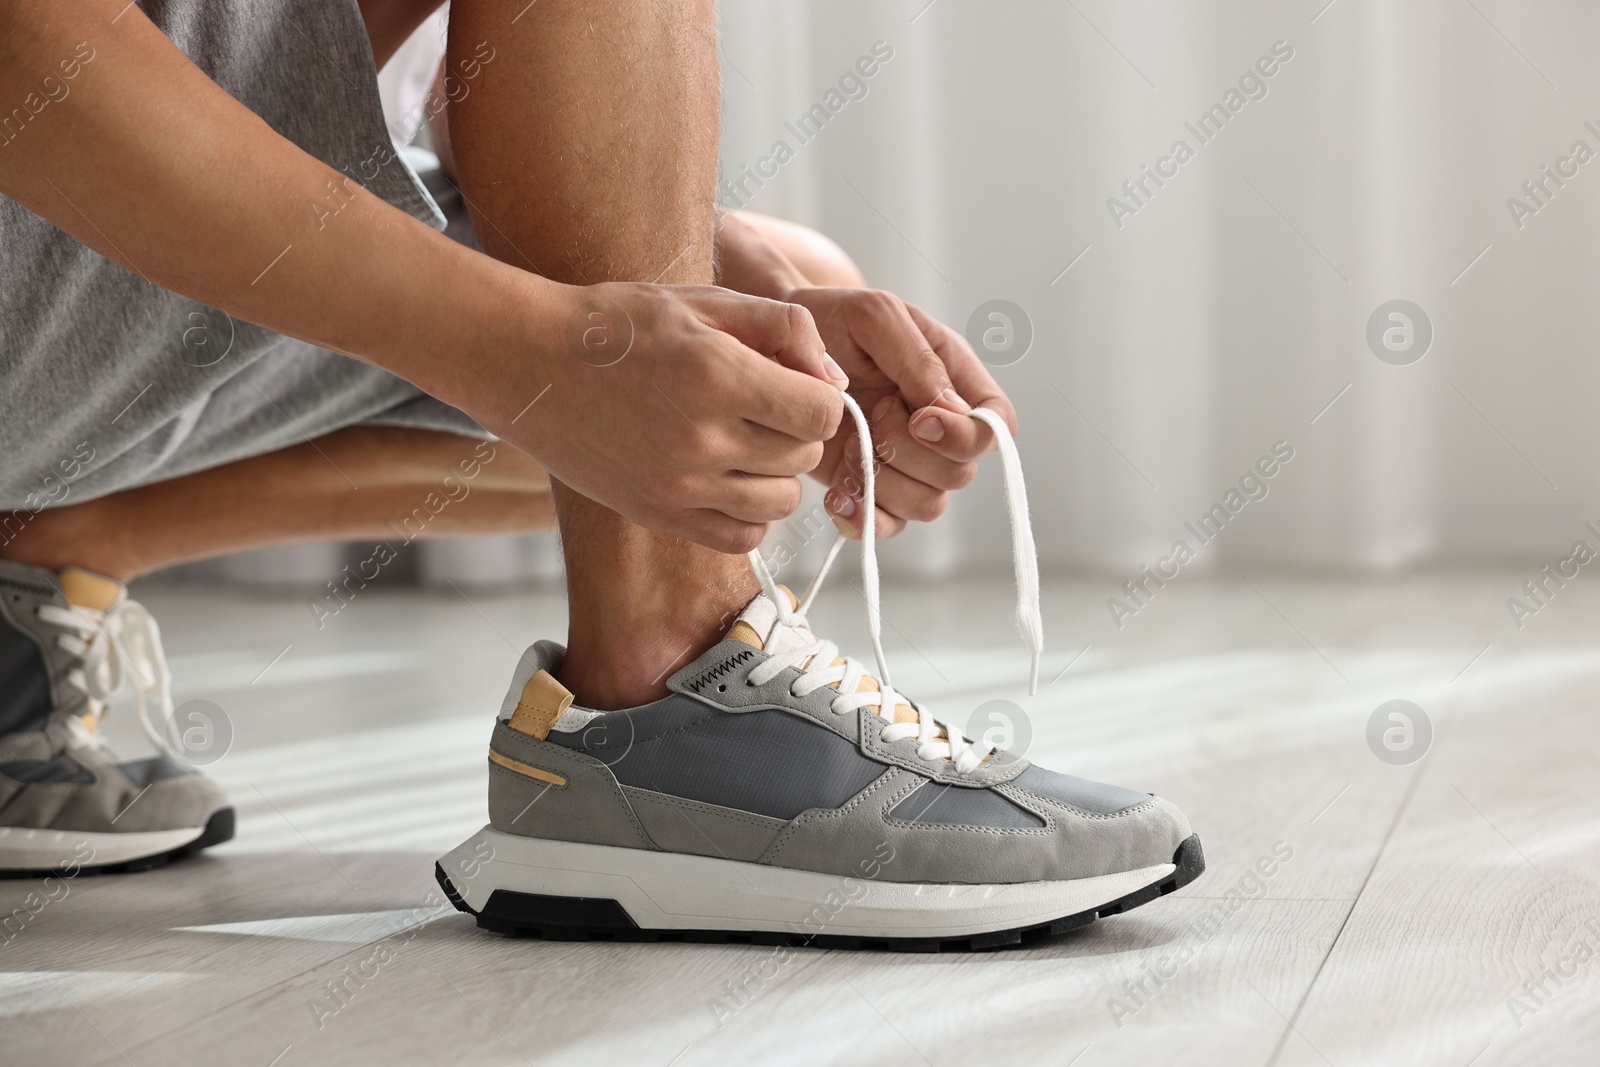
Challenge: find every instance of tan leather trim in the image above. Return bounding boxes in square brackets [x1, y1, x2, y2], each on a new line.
[58, 568, 124, 611]
[727, 621, 765, 649]
[840, 667, 918, 723]
[488, 748, 567, 787]
[507, 669, 573, 741]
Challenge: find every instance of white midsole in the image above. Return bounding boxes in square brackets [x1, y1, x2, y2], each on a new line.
[0, 825, 205, 870]
[440, 826, 1176, 939]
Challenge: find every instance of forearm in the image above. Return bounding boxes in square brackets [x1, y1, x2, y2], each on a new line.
[0, 0, 560, 416]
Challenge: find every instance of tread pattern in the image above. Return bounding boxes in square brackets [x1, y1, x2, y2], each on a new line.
[436, 832, 1205, 953]
[0, 807, 235, 880]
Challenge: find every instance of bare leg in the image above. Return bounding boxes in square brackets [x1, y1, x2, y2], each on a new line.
[0, 427, 553, 581]
[447, 0, 754, 709]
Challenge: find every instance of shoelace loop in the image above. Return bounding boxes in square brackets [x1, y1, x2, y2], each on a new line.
[746, 389, 1042, 774]
[35, 598, 178, 758]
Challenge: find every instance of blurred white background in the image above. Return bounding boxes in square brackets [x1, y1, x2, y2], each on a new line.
[714, 0, 1600, 577]
[223, 0, 1600, 591]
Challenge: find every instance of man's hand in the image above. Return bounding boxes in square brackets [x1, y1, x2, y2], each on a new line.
[476, 283, 847, 554]
[781, 286, 1019, 539]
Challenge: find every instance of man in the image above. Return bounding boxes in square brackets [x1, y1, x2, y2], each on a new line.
[0, 0, 1200, 943]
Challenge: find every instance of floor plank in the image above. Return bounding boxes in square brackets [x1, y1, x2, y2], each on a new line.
[1274, 646, 1600, 1066]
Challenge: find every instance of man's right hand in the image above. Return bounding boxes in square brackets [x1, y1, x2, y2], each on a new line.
[478, 283, 847, 554]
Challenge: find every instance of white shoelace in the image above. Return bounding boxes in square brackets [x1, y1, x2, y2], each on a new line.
[745, 391, 1043, 774]
[35, 598, 178, 757]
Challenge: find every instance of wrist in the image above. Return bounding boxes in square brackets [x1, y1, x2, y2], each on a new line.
[372, 242, 576, 434]
[715, 211, 809, 300]
[743, 257, 810, 302]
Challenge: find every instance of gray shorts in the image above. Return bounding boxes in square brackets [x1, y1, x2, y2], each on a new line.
[0, 0, 483, 513]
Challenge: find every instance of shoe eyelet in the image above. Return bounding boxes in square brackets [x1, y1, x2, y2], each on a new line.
[717, 684, 727, 693]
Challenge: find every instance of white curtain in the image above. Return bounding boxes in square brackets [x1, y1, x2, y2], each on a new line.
[719, 0, 1600, 577]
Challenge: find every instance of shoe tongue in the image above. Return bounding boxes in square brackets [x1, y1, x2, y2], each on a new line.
[726, 587, 816, 657]
[58, 567, 124, 612]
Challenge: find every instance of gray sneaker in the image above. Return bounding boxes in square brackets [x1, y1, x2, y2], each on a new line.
[438, 399, 1202, 950]
[0, 560, 233, 877]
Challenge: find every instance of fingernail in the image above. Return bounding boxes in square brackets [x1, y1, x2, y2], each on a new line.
[872, 396, 897, 422]
[933, 387, 971, 413]
[913, 413, 946, 443]
[822, 355, 848, 383]
[830, 514, 858, 539]
[829, 491, 858, 518]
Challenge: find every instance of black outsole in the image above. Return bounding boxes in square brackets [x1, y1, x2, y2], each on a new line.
[436, 832, 1205, 953]
[0, 807, 235, 880]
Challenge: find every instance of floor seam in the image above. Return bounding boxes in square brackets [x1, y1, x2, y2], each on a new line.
[1261, 773, 1418, 1067]
[1260, 620, 1487, 1067]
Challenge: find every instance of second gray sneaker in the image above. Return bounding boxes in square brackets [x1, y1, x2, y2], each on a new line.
[0, 560, 232, 877]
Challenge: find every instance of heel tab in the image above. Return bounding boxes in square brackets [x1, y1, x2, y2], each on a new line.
[498, 640, 566, 722]
[507, 670, 573, 741]
[58, 568, 125, 612]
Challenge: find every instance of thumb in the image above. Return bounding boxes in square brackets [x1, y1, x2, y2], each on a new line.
[844, 295, 969, 413]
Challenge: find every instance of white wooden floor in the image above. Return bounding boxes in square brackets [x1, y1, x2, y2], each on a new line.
[3, 570, 1598, 1066]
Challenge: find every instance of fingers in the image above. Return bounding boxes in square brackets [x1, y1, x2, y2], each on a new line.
[837, 431, 949, 523]
[732, 345, 845, 443]
[857, 459, 948, 523]
[697, 470, 804, 525]
[675, 509, 770, 555]
[665, 473, 801, 555]
[841, 290, 964, 412]
[729, 421, 825, 477]
[823, 484, 906, 541]
[699, 291, 849, 390]
[865, 395, 978, 492]
[823, 416, 947, 539]
[902, 306, 1019, 463]
[694, 291, 846, 443]
[906, 402, 990, 464]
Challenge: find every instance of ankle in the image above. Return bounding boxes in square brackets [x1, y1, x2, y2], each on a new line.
[549, 482, 762, 708]
[556, 588, 755, 713]
[557, 568, 757, 710]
